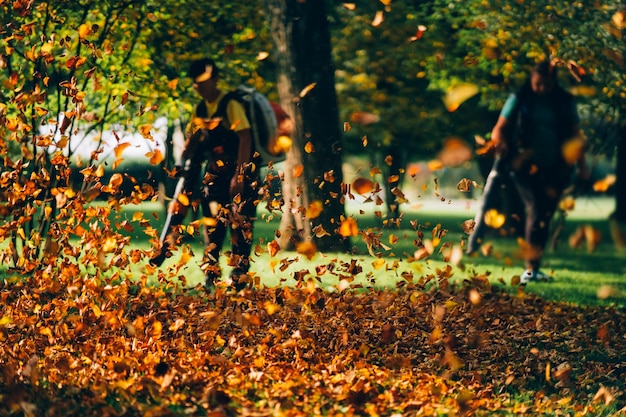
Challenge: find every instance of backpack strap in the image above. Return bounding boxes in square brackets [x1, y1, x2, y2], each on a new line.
[195, 91, 238, 121]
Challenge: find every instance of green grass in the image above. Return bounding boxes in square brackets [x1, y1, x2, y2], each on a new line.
[109, 196, 626, 308]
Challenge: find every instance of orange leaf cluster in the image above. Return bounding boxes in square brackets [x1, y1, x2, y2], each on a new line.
[0, 275, 624, 415]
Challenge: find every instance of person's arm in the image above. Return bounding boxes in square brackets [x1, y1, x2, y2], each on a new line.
[491, 116, 513, 158]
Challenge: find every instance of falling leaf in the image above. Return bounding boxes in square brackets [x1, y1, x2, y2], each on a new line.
[264, 301, 281, 315]
[293, 164, 304, 178]
[114, 142, 132, 158]
[109, 173, 124, 188]
[304, 141, 315, 153]
[484, 209, 505, 229]
[437, 137, 473, 167]
[349, 111, 380, 125]
[352, 177, 375, 195]
[306, 200, 323, 219]
[561, 136, 586, 165]
[612, 10, 626, 29]
[343, 3, 356, 10]
[299, 83, 317, 98]
[372, 259, 385, 270]
[139, 124, 153, 138]
[427, 160, 444, 171]
[147, 149, 165, 165]
[339, 217, 359, 237]
[267, 240, 280, 257]
[456, 178, 472, 192]
[443, 83, 479, 112]
[408, 25, 427, 42]
[593, 174, 616, 192]
[593, 386, 615, 405]
[372, 10, 384, 27]
[296, 241, 317, 260]
[559, 196, 576, 211]
[566, 60, 586, 83]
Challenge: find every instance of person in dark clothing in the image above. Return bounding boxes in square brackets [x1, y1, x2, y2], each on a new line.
[469, 59, 588, 284]
[152, 58, 260, 290]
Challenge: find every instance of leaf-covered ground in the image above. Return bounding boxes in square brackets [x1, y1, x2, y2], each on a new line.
[1, 273, 625, 416]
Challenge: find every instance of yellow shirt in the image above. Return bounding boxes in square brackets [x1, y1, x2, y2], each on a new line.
[188, 91, 250, 134]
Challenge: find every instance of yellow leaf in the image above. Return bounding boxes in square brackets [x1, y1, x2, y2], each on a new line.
[95, 164, 105, 178]
[264, 302, 281, 315]
[372, 259, 385, 270]
[484, 209, 506, 229]
[177, 194, 190, 207]
[427, 160, 444, 171]
[102, 237, 117, 253]
[304, 141, 315, 153]
[78, 23, 91, 38]
[148, 321, 162, 338]
[443, 83, 479, 112]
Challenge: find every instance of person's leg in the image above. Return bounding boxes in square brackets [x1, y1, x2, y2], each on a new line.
[513, 171, 563, 282]
[511, 172, 542, 271]
[228, 175, 259, 290]
[525, 181, 562, 270]
[201, 180, 230, 287]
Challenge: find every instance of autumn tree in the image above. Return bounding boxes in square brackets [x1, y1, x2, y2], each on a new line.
[0, 0, 184, 274]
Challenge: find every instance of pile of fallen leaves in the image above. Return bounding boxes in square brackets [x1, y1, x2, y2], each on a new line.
[1, 272, 624, 416]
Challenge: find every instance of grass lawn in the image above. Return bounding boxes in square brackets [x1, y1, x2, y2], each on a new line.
[117, 195, 625, 308]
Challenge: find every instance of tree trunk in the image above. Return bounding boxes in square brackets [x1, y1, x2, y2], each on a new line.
[614, 127, 626, 222]
[265, 0, 349, 252]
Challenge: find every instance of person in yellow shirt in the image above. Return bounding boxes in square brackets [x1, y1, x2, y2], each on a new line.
[152, 58, 260, 291]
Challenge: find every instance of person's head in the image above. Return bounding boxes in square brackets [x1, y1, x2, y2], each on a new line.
[530, 59, 557, 96]
[188, 58, 219, 100]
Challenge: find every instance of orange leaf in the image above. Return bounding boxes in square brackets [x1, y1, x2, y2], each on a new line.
[339, 217, 359, 237]
[147, 149, 164, 165]
[296, 241, 317, 260]
[352, 177, 375, 195]
[267, 240, 280, 257]
[114, 142, 132, 158]
[306, 200, 323, 219]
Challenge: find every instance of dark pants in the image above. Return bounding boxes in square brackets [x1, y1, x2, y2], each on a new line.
[200, 169, 259, 280]
[511, 169, 568, 269]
